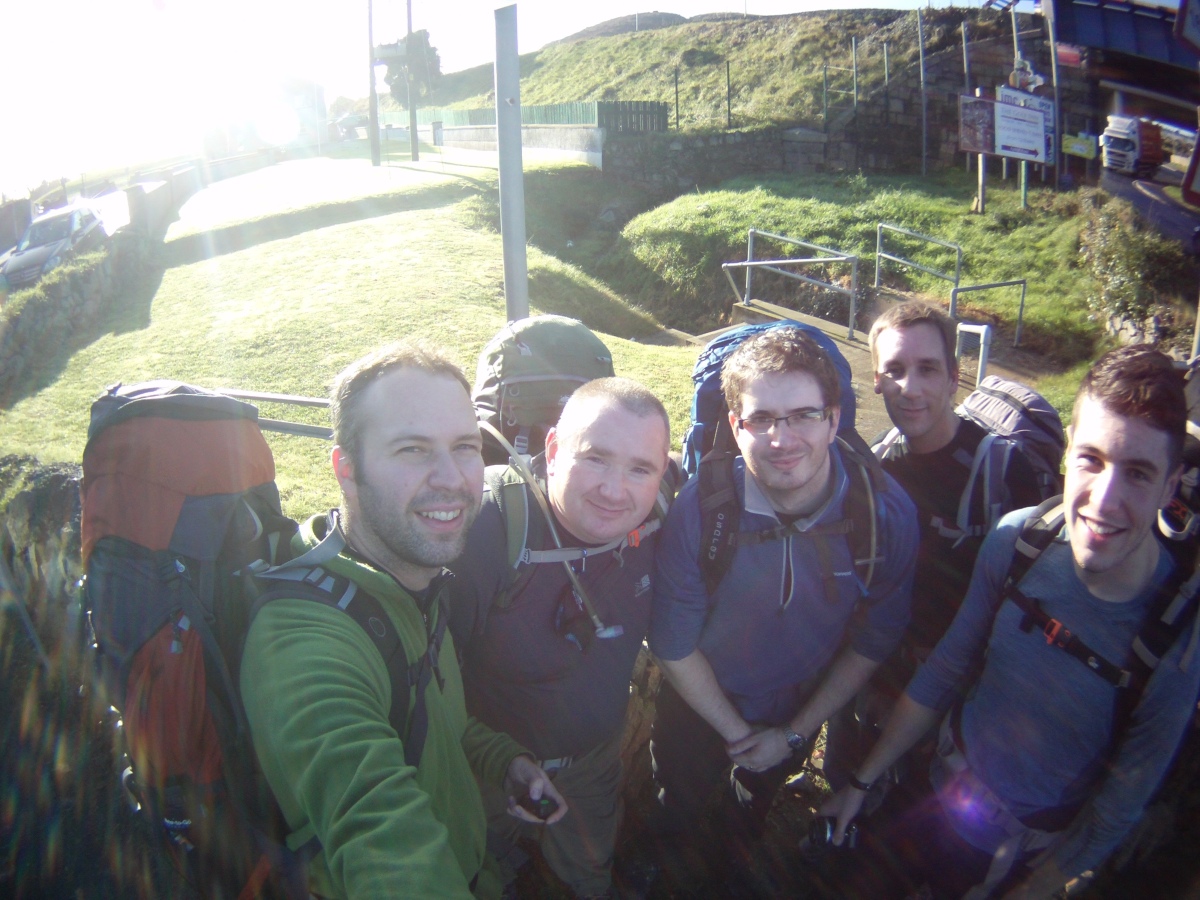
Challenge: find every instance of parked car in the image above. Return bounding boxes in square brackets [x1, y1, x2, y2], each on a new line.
[0, 203, 105, 289]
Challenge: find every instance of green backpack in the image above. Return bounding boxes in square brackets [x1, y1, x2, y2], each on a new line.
[472, 316, 616, 465]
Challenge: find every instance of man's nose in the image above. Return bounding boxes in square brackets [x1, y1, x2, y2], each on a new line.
[427, 447, 468, 490]
[595, 466, 624, 499]
[1090, 466, 1122, 512]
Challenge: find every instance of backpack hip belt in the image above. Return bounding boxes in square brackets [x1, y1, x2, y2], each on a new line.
[934, 710, 1065, 900]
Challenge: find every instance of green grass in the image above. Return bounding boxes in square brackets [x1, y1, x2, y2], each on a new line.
[0, 158, 697, 518]
[432, 8, 1017, 130]
[589, 169, 1121, 363]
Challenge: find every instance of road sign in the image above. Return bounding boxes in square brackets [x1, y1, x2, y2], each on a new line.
[960, 96, 1047, 163]
[1062, 133, 1098, 160]
[999, 86, 1056, 165]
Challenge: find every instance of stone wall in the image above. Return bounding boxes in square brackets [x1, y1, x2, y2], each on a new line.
[832, 33, 1095, 174]
[603, 32, 1094, 187]
[604, 127, 786, 190]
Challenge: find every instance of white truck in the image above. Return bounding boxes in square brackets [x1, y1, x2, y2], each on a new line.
[1100, 115, 1165, 178]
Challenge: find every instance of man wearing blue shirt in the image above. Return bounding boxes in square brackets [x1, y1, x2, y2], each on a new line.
[648, 326, 917, 878]
[823, 345, 1200, 900]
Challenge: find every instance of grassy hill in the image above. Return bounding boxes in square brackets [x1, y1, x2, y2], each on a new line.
[0, 159, 698, 517]
[430, 8, 1019, 129]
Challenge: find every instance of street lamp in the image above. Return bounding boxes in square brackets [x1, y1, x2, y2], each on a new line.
[406, 0, 419, 161]
[368, 0, 381, 166]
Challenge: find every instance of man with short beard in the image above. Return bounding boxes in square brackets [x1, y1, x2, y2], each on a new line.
[241, 342, 565, 900]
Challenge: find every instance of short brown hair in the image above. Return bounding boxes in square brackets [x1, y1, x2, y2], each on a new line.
[331, 341, 471, 470]
[1073, 345, 1186, 469]
[721, 326, 841, 415]
[868, 301, 958, 375]
[560, 377, 671, 440]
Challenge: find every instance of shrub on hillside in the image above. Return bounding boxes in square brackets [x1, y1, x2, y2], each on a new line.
[1079, 195, 1195, 344]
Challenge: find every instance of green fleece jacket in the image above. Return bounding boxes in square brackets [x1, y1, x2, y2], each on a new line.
[240, 513, 528, 899]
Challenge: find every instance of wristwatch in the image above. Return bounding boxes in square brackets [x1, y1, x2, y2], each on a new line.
[782, 727, 809, 755]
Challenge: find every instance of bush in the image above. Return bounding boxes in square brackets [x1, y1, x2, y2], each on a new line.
[1079, 196, 1196, 342]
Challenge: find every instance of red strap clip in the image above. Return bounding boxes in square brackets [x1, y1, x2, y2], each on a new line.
[627, 527, 641, 548]
[1043, 619, 1071, 647]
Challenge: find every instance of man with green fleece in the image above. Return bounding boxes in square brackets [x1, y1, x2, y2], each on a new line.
[240, 342, 566, 899]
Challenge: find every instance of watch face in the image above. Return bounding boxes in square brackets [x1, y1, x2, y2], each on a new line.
[786, 730, 805, 750]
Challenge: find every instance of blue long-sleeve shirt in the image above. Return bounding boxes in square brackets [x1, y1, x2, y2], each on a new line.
[908, 507, 1200, 877]
[651, 445, 916, 724]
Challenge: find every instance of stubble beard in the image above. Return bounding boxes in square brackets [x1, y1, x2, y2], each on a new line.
[357, 487, 480, 571]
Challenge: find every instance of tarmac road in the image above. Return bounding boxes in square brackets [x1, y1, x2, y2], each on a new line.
[1100, 166, 1200, 253]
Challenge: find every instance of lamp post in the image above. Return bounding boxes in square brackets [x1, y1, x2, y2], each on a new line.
[367, 0, 381, 166]
[406, 0, 419, 161]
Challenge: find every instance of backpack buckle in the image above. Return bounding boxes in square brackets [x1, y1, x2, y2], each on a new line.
[1043, 618, 1071, 647]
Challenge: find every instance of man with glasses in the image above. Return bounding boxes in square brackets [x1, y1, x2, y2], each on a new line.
[449, 377, 674, 900]
[648, 326, 917, 883]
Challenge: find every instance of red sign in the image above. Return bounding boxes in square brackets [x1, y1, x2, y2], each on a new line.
[1055, 43, 1083, 67]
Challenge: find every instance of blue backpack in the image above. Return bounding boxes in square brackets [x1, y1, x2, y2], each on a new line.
[682, 320, 860, 479]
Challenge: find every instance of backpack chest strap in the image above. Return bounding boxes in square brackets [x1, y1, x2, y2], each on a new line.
[252, 564, 443, 770]
[1006, 586, 1133, 689]
[520, 519, 662, 566]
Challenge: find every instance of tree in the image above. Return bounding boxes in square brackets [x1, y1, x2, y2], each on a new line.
[383, 30, 441, 109]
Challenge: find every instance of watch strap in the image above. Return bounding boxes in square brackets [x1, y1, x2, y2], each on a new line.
[782, 727, 808, 753]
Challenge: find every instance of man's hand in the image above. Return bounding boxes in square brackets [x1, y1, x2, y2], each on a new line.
[727, 726, 791, 773]
[818, 786, 866, 846]
[503, 755, 568, 825]
[1000, 859, 1069, 900]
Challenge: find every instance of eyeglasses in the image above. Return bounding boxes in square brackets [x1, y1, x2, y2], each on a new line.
[737, 408, 832, 435]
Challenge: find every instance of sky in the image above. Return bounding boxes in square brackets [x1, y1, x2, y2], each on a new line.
[0, 0, 1054, 200]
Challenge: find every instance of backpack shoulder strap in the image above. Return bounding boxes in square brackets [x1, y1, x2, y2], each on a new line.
[250, 567, 437, 770]
[697, 450, 741, 596]
[697, 436, 884, 598]
[485, 467, 532, 602]
[872, 426, 906, 461]
[951, 431, 1013, 543]
[1001, 495, 1066, 592]
[999, 501, 1200, 745]
[836, 435, 884, 594]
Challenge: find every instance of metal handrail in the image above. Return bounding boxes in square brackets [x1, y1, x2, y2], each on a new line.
[736, 229, 860, 339]
[949, 280, 1028, 347]
[217, 388, 333, 439]
[874, 223, 963, 292]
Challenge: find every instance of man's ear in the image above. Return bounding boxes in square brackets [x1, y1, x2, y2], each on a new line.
[332, 446, 356, 496]
[544, 426, 559, 474]
[728, 408, 740, 434]
[873, 371, 884, 395]
[1161, 462, 1185, 511]
[949, 363, 961, 393]
[827, 406, 842, 444]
